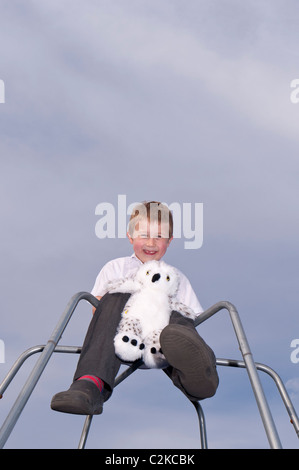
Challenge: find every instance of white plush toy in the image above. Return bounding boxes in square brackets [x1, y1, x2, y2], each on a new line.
[108, 260, 197, 368]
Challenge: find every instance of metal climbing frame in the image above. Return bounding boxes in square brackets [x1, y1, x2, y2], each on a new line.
[0, 293, 298, 449]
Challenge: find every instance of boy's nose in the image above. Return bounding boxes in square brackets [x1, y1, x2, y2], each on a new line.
[152, 273, 161, 283]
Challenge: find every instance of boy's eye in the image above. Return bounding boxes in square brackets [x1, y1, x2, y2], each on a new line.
[166, 275, 170, 281]
[135, 231, 148, 238]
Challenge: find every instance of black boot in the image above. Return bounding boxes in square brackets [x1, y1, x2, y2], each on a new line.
[160, 323, 219, 400]
[51, 379, 104, 415]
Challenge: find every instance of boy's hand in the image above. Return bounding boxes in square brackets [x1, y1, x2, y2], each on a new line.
[92, 296, 102, 314]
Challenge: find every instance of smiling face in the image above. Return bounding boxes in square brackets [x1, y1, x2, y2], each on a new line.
[127, 219, 173, 263]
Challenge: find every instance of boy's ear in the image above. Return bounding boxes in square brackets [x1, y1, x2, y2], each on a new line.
[168, 236, 174, 246]
[127, 232, 134, 244]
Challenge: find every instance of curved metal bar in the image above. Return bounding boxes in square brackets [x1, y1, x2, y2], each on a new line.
[0, 341, 143, 450]
[216, 358, 299, 438]
[0, 292, 99, 449]
[191, 401, 208, 449]
[0, 296, 290, 449]
[0, 345, 82, 398]
[0, 346, 44, 398]
[194, 301, 282, 449]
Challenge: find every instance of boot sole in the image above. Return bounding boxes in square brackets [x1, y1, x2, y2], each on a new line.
[160, 324, 218, 398]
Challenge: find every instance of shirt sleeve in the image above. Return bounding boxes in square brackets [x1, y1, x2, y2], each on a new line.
[90, 260, 118, 297]
[176, 270, 204, 316]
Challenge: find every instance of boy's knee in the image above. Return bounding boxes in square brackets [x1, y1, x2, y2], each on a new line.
[95, 292, 131, 317]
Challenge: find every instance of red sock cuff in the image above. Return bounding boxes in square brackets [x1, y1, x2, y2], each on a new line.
[78, 375, 104, 391]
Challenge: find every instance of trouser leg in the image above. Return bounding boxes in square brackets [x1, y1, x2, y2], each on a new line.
[73, 292, 131, 401]
[162, 311, 219, 401]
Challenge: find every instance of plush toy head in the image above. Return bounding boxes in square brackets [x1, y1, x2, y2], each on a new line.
[135, 260, 179, 297]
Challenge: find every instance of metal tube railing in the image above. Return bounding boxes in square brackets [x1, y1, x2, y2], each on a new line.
[2, 344, 297, 448]
[192, 401, 208, 449]
[195, 301, 282, 449]
[1, 295, 295, 449]
[78, 358, 145, 449]
[0, 292, 99, 449]
[0, 345, 82, 399]
[216, 358, 299, 438]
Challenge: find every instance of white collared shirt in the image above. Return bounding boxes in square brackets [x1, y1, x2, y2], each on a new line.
[91, 254, 203, 316]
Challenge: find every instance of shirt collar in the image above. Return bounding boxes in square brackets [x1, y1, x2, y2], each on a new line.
[131, 253, 143, 264]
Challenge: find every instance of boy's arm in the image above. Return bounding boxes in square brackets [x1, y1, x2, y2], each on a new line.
[90, 261, 113, 314]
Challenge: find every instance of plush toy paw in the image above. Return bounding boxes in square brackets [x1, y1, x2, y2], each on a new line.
[142, 330, 169, 369]
[143, 345, 168, 369]
[114, 332, 144, 363]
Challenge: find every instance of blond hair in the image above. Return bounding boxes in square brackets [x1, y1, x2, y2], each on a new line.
[128, 201, 173, 238]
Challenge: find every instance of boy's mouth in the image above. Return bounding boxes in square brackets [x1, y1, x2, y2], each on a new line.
[143, 249, 158, 256]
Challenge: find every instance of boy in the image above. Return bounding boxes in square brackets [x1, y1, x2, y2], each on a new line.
[51, 201, 219, 415]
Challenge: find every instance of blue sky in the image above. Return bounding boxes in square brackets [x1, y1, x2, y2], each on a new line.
[0, 0, 299, 449]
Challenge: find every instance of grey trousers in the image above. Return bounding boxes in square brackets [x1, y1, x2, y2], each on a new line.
[74, 292, 218, 402]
